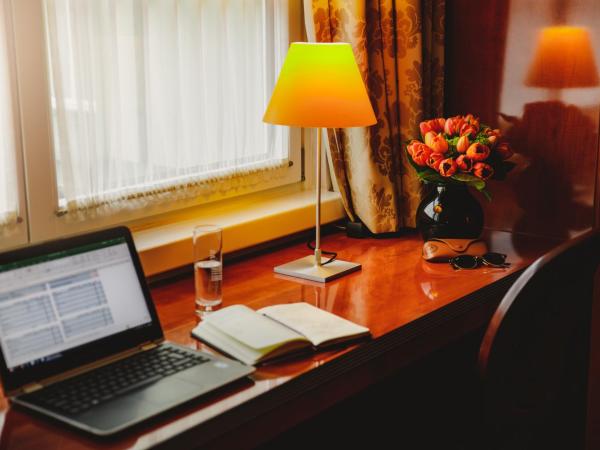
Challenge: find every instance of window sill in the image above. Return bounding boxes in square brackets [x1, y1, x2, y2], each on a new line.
[130, 185, 346, 276]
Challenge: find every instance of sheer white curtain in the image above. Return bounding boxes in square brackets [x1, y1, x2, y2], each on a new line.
[0, 0, 18, 226]
[44, 0, 289, 213]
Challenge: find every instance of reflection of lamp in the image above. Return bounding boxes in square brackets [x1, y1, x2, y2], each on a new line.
[263, 42, 376, 282]
[525, 26, 599, 92]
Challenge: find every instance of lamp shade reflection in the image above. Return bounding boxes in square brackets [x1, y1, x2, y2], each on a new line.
[525, 26, 599, 88]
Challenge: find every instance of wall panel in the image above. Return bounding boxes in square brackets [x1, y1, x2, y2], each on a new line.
[445, 0, 600, 240]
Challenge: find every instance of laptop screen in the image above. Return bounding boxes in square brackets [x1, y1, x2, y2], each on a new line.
[0, 237, 153, 372]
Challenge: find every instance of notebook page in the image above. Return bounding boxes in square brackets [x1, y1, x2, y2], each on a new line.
[193, 321, 263, 365]
[258, 303, 370, 347]
[201, 304, 305, 350]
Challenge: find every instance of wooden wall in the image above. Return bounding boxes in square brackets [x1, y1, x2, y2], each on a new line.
[445, 0, 600, 240]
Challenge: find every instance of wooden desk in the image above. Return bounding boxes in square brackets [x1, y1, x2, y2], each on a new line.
[0, 230, 556, 449]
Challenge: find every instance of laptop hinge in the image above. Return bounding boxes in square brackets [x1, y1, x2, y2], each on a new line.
[22, 383, 43, 394]
[139, 341, 159, 351]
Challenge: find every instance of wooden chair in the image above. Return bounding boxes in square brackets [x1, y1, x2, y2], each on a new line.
[478, 230, 600, 450]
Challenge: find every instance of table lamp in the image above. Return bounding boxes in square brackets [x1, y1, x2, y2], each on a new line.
[263, 42, 376, 282]
[525, 26, 599, 96]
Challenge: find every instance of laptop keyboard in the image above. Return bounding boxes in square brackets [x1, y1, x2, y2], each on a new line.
[29, 345, 209, 415]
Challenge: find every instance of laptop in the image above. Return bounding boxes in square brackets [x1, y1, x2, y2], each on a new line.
[0, 226, 254, 436]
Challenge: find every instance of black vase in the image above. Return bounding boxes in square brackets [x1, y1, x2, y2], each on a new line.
[416, 183, 484, 241]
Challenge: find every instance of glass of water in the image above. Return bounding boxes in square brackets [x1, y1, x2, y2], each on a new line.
[193, 225, 222, 318]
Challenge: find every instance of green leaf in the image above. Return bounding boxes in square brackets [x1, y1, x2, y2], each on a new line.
[451, 174, 484, 190]
[419, 171, 447, 184]
[473, 134, 490, 145]
[447, 136, 460, 146]
[452, 173, 479, 183]
[451, 173, 490, 197]
[480, 188, 492, 202]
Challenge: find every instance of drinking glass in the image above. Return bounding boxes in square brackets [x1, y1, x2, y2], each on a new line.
[193, 225, 222, 318]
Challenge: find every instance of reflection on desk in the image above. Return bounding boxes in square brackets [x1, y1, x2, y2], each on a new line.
[0, 230, 557, 450]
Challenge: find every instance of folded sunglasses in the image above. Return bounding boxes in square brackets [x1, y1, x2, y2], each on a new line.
[449, 252, 511, 270]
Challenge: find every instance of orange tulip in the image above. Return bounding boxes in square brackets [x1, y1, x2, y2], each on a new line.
[427, 152, 445, 171]
[463, 113, 480, 130]
[429, 134, 449, 154]
[444, 116, 465, 136]
[466, 143, 490, 161]
[484, 128, 501, 144]
[439, 158, 457, 177]
[456, 135, 470, 153]
[473, 162, 494, 179]
[459, 123, 478, 138]
[456, 154, 473, 172]
[419, 118, 445, 137]
[495, 142, 514, 160]
[411, 144, 432, 166]
[407, 140, 421, 157]
[424, 131, 437, 148]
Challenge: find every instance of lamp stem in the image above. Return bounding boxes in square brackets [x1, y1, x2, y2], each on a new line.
[315, 127, 322, 266]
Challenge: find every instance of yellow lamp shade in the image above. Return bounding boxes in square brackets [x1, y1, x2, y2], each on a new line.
[525, 26, 599, 88]
[263, 42, 377, 128]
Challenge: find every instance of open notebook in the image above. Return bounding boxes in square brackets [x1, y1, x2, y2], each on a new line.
[192, 303, 370, 366]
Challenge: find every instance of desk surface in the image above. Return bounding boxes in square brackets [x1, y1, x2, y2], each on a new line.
[0, 230, 557, 450]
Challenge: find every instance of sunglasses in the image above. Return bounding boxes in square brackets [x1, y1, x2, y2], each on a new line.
[449, 252, 510, 270]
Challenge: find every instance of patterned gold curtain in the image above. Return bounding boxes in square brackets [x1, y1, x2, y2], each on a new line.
[306, 0, 444, 232]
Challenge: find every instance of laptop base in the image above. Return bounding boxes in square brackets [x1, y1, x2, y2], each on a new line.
[13, 343, 253, 436]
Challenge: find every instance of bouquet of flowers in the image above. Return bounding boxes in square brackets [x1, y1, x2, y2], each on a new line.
[406, 114, 516, 200]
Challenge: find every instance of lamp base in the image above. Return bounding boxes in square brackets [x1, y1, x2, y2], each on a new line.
[274, 255, 361, 283]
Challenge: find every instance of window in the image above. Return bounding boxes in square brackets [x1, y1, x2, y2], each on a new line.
[0, 4, 17, 226]
[7, 0, 302, 244]
[0, 0, 27, 249]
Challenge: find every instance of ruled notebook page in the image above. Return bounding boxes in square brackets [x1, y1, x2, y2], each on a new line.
[258, 302, 370, 347]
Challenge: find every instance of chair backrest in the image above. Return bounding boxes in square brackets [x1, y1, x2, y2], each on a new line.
[479, 230, 600, 450]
